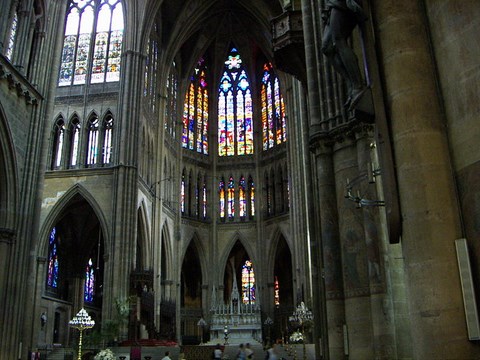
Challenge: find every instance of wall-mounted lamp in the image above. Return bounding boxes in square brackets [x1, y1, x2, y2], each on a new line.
[345, 162, 385, 208]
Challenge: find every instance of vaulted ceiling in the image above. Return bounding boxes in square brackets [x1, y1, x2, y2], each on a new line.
[148, 0, 285, 80]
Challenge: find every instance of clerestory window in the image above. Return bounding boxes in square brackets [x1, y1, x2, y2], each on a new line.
[182, 58, 209, 154]
[59, 0, 124, 86]
[218, 47, 253, 156]
[261, 63, 287, 150]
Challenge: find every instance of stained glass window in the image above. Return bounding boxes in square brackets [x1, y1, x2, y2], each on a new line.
[84, 258, 95, 302]
[164, 63, 178, 137]
[181, 170, 186, 214]
[218, 47, 253, 156]
[195, 175, 200, 217]
[102, 115, 113, 164]
[249, 176, 255, 218]
[239, 176, 246, 218]
[6, 9, 18, 60]
[59, 0, 123, 86]
[69, 118, 81, 167]
[182, 59, 209, 154]
[202, 179, 207, 219]
[52, 119, 66, 169]
[261, 63, 287, 150]
[145, 34, 159, 112]
[47, 228, 59, 288]
[242, 260, 255, 304]
[227, 176, 235, 219]
[274, 276, 280, 306]
[219, 178, 225, 219]
[86, 115, 99, 165]
[266, 172, 273, 216]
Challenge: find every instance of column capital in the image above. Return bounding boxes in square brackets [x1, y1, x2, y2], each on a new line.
[0, 228, 16, 244]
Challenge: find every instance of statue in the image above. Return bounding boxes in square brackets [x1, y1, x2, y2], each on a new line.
[321, 0, 368, 110]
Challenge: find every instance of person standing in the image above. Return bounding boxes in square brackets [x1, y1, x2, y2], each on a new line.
[236, 343, 246, 360]
[161, 351, 172, 360]
[266, 344, 278, 360]
[245, 343, 254, 359]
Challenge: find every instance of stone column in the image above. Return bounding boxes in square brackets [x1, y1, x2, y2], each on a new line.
[12, 0, 34, 73]
[107, 48, 144, 335]
[333, 136, 373, 359]
[0, 228, 15, 331]
[355, 128, 396, 358]
[72, 276, 86, 313]
[372, 0, 475, 357]
[0, 1, 14, 52]
[312, 139, 345, 359]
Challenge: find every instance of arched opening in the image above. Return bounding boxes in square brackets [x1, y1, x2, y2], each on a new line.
[42, 193, 105, 347]
[180, 240, 203, 344]
[273, 235, 294, 342]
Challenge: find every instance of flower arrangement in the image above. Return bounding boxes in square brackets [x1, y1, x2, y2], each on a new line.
[94, 348, 115, 360]
[289, 331, 304, 344]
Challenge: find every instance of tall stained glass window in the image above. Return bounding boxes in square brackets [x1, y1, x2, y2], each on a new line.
[239, 176, 246, 218]
[165, 63, 178, 137]
[69, 118, 81, 167]
[227, 176, 235, 219]
[52, 119, 66, 169]
[84, 258, 95, 302]
[182, 59, 208, 154]
[261, 63, 287, 150]
[47, 228, 59, 288]
[248, 176, 255, 218]
[6, 8, 18, 60]
[242, 260, 255, 304]
[218, 47, 253, 156]
[274, 276, 280, 306]
[86, 115, 99, 165]
[219, 178, 225, 219]
[202, 179, 207, 219]
[181, 170, 186, 214]
[102, 115, 113, 164]
[59, 0, 124, 86]
[145, 31, 159, 111]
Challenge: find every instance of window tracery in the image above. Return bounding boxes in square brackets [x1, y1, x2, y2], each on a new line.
[261, 63, 287, 150]
[218, 47, 253, 156]
[59, 0, 124, 86]
[182, 59, 209, 154]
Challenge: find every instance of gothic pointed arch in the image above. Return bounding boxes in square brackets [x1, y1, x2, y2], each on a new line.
[269, 229, 294, 340]
[67, 114, 81, 168]
[40, 185, 107, 315]
[50, 115, 66, 170]
[221, 236, 256, 304]
[38, 183, 110, 254]
[180, 233, 207, 342]
[101, 110, 114, 165]
[136, 201, 151, 270]
[160, 222, 173, 285]
[181, 232, 208, 286]
[85, 111, 100, 166]
[0, 103, 18, 231]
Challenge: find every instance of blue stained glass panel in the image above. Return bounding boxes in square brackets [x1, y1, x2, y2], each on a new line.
[47, 228, 59, 288]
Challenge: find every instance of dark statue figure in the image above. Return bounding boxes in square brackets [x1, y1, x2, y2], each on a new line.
[321, 0, 368, 110]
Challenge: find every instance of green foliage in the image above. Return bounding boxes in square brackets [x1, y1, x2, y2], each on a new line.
[83, 296, 133, 348]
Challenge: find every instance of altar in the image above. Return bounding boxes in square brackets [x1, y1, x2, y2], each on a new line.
[208, 282, 262, 345]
